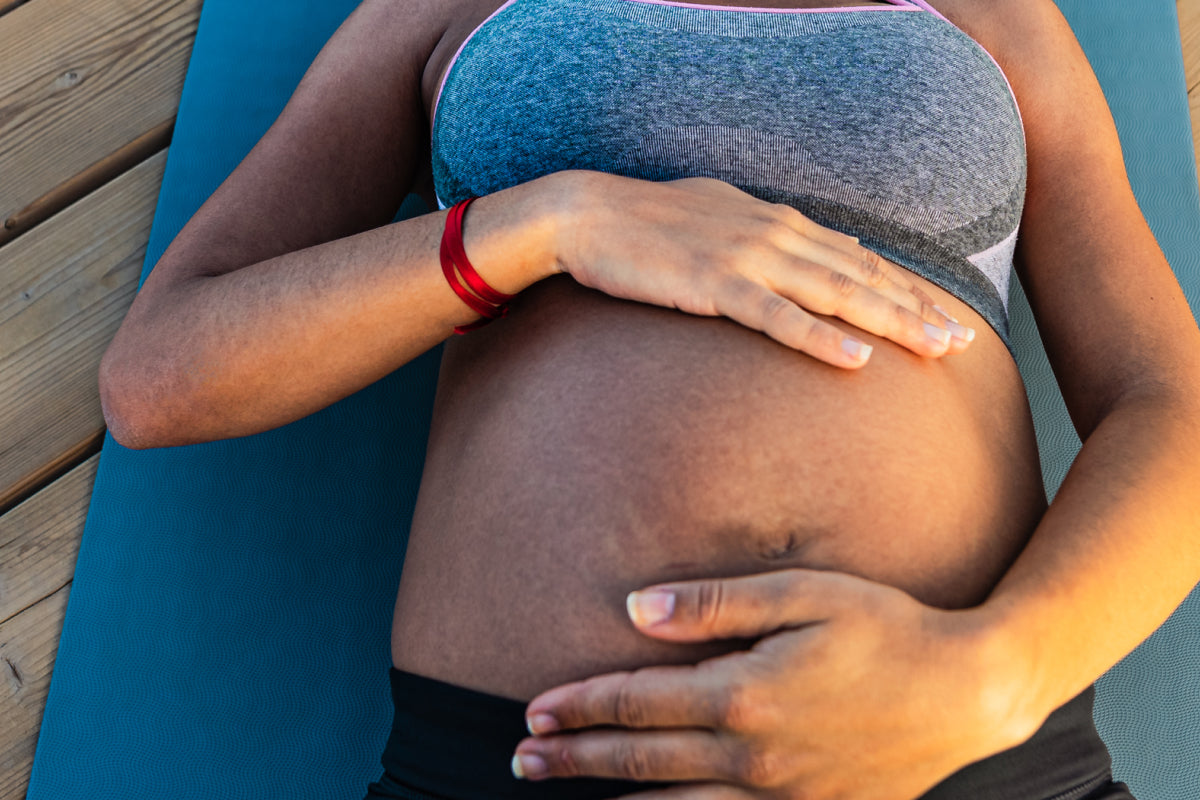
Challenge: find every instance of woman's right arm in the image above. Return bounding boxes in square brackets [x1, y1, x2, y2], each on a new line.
[101, 0, 966, 450]
[99, 0, 567, 449]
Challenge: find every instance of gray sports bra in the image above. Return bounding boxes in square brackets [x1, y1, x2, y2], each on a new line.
[431, 0, 1026, 346]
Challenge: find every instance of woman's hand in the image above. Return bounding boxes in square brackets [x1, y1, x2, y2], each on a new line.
[513, 569, 1041, 800]
[551, 172, 974, 368]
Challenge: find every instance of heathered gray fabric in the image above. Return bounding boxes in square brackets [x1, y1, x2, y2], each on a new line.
[432, 0, 1026, 346]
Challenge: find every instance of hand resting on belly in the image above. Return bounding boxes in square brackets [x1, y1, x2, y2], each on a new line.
[391, 271, 1045, 701]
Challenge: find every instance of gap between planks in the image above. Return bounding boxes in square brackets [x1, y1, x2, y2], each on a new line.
[0, 0, 200, 247]
[0, 455, 96, 800]
[0, 151, 166, 514]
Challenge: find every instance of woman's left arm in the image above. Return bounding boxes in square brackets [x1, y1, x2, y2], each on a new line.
[511, 1, 1200, 796]
[948, 0, 1200, 716]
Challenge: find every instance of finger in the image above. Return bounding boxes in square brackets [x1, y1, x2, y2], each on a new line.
[626, 568, 864, 641]
[927, 301, 977, 353]
[764, 207, 933, 310]
[764, 258, 956, 358]
[770, 231, 921, 313]
[742, 234, 959, 358]
[712, 280, 874, 368]
[833, 248, 977, 349]
[763, 208, 975, 348]
[512, 729, 749, 785]
[832, 255, 975, 352]
[763, 201, 861, 252]
[523, 662, 737, 732]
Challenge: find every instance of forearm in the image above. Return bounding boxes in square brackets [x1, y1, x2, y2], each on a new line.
[100, 175, 568, 449]
[971, 388, 1200, 727]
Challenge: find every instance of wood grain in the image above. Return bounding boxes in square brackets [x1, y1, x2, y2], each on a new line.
[0, 0, 199, 245]
[0, 586, 72, 800]
[0, 152, 165, 512]
[1181, 0, 1200, 180]
[0, 458, 94, 800]
[0, 456, 94, 627]
[1183, 0, 1199, 90]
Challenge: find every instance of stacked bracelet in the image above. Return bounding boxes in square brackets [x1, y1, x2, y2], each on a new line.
[440, 197, 516, 334]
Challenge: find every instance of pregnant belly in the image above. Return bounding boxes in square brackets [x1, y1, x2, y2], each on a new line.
[390, 274, 1046, 701]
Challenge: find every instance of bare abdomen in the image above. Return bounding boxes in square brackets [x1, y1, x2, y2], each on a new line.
[390, 274, 1045, 700]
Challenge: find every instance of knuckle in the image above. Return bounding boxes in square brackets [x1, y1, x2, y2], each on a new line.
[772, 203, 815, 233]
[826, 269, 859, 304]
[734, 745, 786, 788]
[715, 678, 761, 732]
[758, 291, 795, 327]
[860, 260, 890, 290]
[916, 299, 942, 323]
[611, 677, 649, 727]
[891, 298, 918, 330]
[690, 580, 727, 630]
[759, 216, 797, 248]
[613, 740, 656, 781]
[858, 248, 889, 283]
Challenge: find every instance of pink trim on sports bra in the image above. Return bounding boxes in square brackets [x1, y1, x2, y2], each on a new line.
[432, 0, 920, 132]
[903, 0, 950, 21]
[432, 0, 516, 129]
[613, 0, 914, 13]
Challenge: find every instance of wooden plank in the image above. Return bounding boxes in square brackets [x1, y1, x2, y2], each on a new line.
[0, 151, 165, 512]
[0, 0, 200, 245]
[0, 586, 71, 800]
[1192, 85, 1199, 191]
[1182, 0, 1200, 185]
[1, 119, 174, 247]
[0, 456, 94, 627]
[0, 456, 95, 800]
[1182, 0, 1199, 91]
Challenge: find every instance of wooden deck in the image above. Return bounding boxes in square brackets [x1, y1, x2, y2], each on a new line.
[0, 0, 1198, 797]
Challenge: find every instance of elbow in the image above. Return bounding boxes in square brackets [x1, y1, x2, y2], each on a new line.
[98, 342, 182, 450]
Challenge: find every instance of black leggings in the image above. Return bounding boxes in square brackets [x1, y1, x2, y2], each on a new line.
[364, 667, 1136, 800]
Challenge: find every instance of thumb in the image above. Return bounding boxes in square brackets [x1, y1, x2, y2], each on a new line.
[626, 568, 849, 642]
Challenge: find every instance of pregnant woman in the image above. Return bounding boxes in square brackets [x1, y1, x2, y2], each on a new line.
[98, 0, 1200, 798]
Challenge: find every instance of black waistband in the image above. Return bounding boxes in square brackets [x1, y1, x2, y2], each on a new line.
[369, 667, 1115, 800]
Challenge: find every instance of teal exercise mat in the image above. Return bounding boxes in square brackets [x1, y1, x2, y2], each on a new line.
[25, 1, 1200, 799]
[25, 1, 439, 799]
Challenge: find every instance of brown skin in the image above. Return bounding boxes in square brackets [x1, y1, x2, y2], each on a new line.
[99, 0, 1200, 798]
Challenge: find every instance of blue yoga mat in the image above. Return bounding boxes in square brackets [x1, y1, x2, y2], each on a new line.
[27, 1, 1200, 798]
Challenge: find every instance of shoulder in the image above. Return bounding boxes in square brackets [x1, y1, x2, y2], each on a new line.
[921, 0, 1084, 91]
[921, 0, 1114, 183]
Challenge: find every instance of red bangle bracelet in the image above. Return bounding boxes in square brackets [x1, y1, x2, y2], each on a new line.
[446, 198, 516, 305]
[440, 197, 515, 334]
[440, 236, 499, 320]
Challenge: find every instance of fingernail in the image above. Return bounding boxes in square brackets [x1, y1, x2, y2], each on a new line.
[945, 320, 975, 343]
[924, 322, 951, 346]
[526, 713, 559, 735]
[933, 304, 960, 323]
[627, 590, 675, 626]
[841, 338, 872, 362]
[512, 753, 548, 780]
